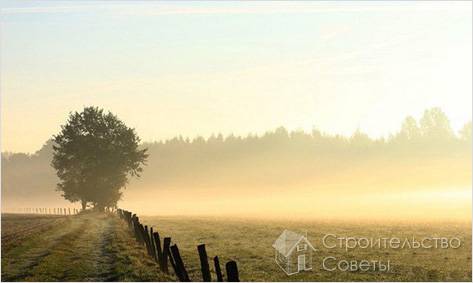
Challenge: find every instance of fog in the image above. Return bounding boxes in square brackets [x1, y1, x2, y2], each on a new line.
[2, 108, 471, 221]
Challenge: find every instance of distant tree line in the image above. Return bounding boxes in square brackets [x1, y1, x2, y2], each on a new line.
[1, 107, 471, 208]
[143, 107, 470, 157]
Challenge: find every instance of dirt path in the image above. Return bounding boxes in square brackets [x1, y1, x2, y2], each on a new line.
[1, 213, 172, 282]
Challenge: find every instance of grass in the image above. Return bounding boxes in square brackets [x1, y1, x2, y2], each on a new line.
[2, 212, 471, 281]
[1, 213, 172, 282]
[140, 215, 472, 281]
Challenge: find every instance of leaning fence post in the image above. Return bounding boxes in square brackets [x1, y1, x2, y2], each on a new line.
[153, 232, 164, 268]
[144, 225, 152, 255]
[135, 218, 143, 243]
[149, 227, 157, 260]
[170, 244, 190, 282]
[198, 244, 211, 282]
[162, 237, 171, 274]
[140, 224, 148, 247]
[133, 216, 142, 243]
[138, 222, 145, 244]
[168, 246, 177, 278]
[226, 261, 239, 282]
[214, 256, 224, 282]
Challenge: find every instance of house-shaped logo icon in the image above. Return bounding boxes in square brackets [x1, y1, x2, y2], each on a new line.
[272, 230, 317, 275]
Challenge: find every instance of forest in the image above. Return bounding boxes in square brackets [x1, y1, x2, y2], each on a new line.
[2, 107, 471, 215]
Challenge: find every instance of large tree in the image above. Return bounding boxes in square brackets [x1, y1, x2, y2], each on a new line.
[51, 107, 148, 210]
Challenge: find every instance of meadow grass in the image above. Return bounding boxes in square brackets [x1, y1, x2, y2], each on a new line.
[1, 213, 172, 282]
[2, 213, 470, 281]
[141, 215, 472, 281]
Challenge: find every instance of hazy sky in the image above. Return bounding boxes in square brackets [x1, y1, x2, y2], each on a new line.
[1, 1, 471, 153]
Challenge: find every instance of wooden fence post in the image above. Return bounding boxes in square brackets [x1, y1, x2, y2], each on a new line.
[149, 227, 158, 262]
[139, 224, 148, 247]
[225, 261, 239, 282]
[198, 244, 211, 282]
[161, 237, 172, 274]
[127, 212, 132, 228]
[138, 222, 145, 244]
[133, 216, 143, 243]
[144, 225, 152, 255]
[116, 208, 239, 282]
[214, 256, 224, 282]
[170, 244, 190, 282]
[153, 232, 164, 269]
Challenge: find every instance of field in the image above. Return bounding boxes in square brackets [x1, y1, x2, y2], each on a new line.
[1, 213, 172, 282]
[1, 213, 471, 282]
[141, 215, 472, 281]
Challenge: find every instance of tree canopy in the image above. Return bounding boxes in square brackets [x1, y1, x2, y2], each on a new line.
[51, 106, 148, 210]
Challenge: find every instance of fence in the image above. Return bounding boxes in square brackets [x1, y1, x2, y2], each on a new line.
[8, 207, 80, 215]
[117, 208, 240, 282]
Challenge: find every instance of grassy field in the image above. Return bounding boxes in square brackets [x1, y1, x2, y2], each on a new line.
[1, 213, 172, 282]
[2, 213, 471, 282]
[141, 215, 472, 282]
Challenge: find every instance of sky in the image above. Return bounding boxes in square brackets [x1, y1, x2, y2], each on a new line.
[1, 1, 471, 153]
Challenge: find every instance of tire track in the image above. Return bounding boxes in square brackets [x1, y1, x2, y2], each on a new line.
[2, 213, 172, 282]
[1, 218, 65, 249]
[1, 216, 90, 281]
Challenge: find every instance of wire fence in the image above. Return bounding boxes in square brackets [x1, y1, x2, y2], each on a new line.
[5, 207, 80, 215]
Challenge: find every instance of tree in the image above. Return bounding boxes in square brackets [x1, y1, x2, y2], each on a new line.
[51, 107, 148, 211]
[419, 107, 454, 140]
[397, 116, 420, 141]
[459, 121, 472, 142]
[350, 128, 372, 147]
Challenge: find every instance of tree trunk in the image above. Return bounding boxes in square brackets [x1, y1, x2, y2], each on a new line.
[95, 204, 105, 212]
